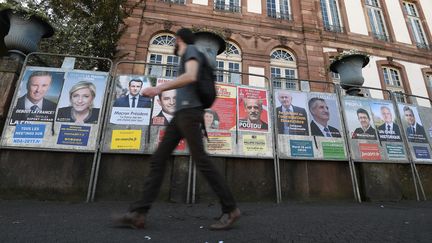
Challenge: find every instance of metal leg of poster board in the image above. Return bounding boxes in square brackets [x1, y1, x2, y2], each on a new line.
[409, 161, 421, 201]
[348, 159, 361, 202]
[192, 162, 197, 204]
[274, 156, 282, 203]
[413, 164, 427, 200]
[186, 156, 193, 204]
[86, 150, 101, 202]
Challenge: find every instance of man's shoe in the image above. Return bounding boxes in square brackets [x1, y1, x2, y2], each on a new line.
[209, 208, 240, 230]
[112, 211, 146, 229]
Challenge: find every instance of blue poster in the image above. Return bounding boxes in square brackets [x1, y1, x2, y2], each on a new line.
[290, 140, 314, 157]
[57, 125, 91, 146]
[13, 124, 45, 144]
[413, 146, 431, 159]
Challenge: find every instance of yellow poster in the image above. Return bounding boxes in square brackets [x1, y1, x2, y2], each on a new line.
[243, 134, 267, 155]
[111, 130, 142, 150]
[207, 132, 232, 155]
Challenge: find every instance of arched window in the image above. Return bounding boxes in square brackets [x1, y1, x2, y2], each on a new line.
[270, 48, 297, 89]
[216, 42, 242, 84]
[147, 34, 179, 77]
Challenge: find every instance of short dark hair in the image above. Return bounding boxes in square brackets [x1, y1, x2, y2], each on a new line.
[176, 28, 195, 44]
[356, 108, 370, 119]
[403, 105, 413, 114]
[129, 79, 143, 87]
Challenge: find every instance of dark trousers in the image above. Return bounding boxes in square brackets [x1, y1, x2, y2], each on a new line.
[129, 107, 237, 214]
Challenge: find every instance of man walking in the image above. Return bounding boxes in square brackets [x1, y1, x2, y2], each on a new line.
[114, 28, 240, 230]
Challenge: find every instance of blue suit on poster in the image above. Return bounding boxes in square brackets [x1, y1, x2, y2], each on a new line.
[113, 95, 151, 108]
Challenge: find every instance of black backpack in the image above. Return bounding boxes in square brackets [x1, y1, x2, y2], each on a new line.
[196, 51, 216, 109]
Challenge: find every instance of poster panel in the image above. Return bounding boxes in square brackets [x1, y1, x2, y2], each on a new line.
[274, 90, 309, 136]
[344, 99, 407, 162]
[151, 78, 175, 126]
[237, 86, 270, 132]
[110, 75, 152, 125]
[398, 103, 432, 163]
[205, 83, 237, 131]
[2, 67, 109, 151]
[276, 91, 346, 160]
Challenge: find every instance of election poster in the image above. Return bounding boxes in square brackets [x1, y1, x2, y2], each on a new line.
[417, 106, 432, 142]
[10, 67, 65, 124]
[307, 93, 342, 138]
[206, 132, 233, 155]
[150, 78, 175, 126]
[397, 104, 428, 143]
[237, 87, 269, 132]
[205, 84, 237, 131]
[370, 102, 402, 142]
[109, 75, 152, 125]
[2, 68, 110, 152]
[274, 90, 309, 136]
[343, 98, 377, 140]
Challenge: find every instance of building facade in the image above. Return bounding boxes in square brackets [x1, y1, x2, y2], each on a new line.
[119, 0, 432, 105]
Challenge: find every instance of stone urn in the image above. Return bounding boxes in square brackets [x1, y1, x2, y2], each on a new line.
[194, 31, 226, 68]
[330, 53, 369, 96]
[0, 8, 54, 60]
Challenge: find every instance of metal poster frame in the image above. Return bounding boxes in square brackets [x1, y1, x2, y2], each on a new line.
[272, 78, 357, 202]
[0, 52, 112, 153]
[394, 92, 430, 201]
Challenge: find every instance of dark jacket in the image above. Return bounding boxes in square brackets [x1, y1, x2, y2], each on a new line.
[310, 120, 341, 137]
[56, 106, 100, 124]
[113, 95, 151, 108]
[10, 95, 57, 123]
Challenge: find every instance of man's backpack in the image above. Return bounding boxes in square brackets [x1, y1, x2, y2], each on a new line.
[196, 51, 217, 109]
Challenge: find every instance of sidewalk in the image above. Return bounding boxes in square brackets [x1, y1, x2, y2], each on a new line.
[0, 199, 431, 242]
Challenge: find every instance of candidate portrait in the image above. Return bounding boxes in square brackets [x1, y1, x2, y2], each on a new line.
[308, 97, 341, 137]
[352, 108, 377, 140]
[11, 71, 59, 123]
[113, 79, 151, 108]
[275, 90, 309, 135]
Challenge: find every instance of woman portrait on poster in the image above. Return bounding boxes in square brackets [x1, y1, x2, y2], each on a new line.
[204, 109, 219, 130]
[56, 81, 100, 124]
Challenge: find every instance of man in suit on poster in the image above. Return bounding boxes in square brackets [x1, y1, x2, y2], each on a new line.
[377, 105, 402, 142]
[352, 108, 377, 140]
[113, 79, 151, 108]
[308, 97, 341, 137]
[276, 90, 309, 135]
[238, 98, 268, 130]
[151, 89, 176, 126]
[403, 106, 427, 143]
[11, 71, 57, 123]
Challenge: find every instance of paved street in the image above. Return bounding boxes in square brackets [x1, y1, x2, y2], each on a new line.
[0, 200, 431, 242]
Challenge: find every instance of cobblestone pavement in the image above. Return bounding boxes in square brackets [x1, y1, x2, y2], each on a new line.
[0, 200, 431, 242]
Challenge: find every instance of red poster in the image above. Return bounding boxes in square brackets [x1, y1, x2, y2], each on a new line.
[205, 84, 237, 130]
[237, 87, 269, 132]
[158, 129, 186, 152]
[359, 143, 381, 160]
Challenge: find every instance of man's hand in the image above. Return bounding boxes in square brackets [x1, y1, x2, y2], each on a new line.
[140, 86, 162, 98]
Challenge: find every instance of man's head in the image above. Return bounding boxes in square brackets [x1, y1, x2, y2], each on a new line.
[243, 98, 263, 123]
[403, 106, 416, 126]
[308, 97, 329, 125]
[277, 91, 292, 109]
[356, 108, 370, 129]
[128, 79, 143, 96]
[174, 28, 195, 56]
[380, 106, 393, 123]
[26, 71, 53, 104]
[157, 90, 176, 115]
